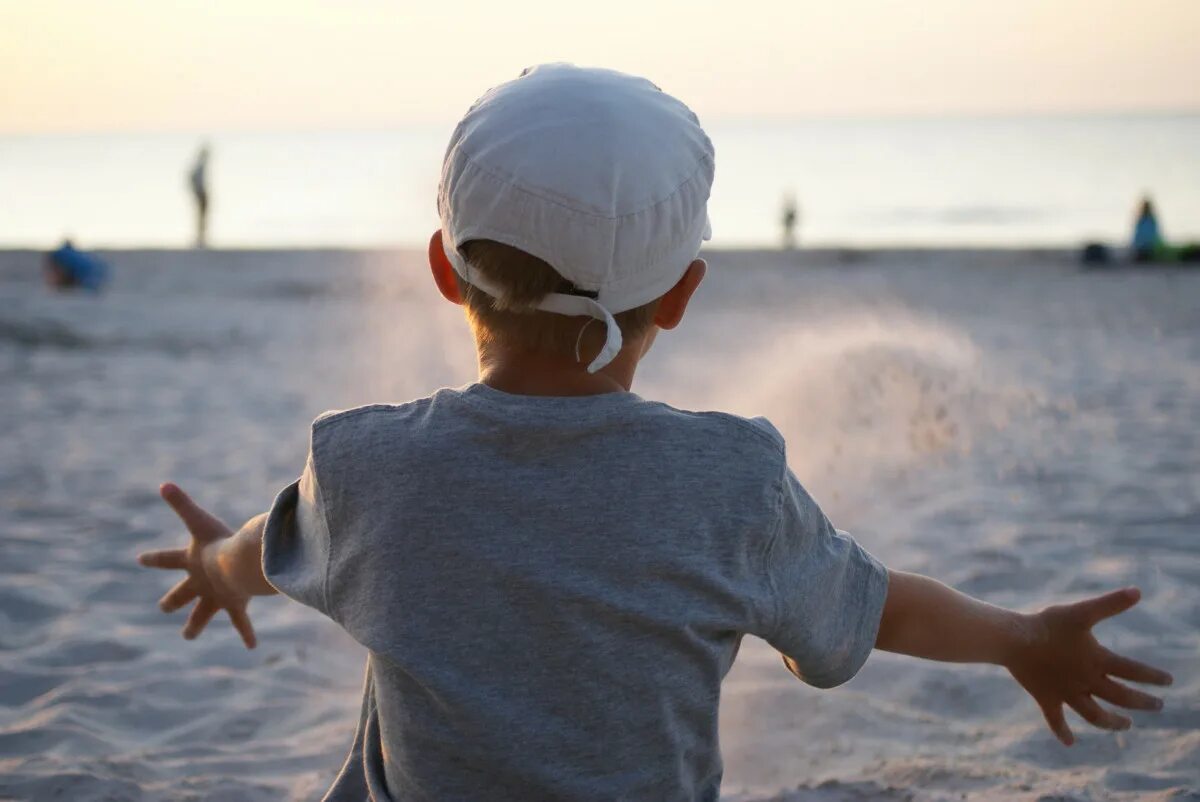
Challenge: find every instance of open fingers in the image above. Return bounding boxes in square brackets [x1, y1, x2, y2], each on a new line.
[1093, 677, 1163, 712]
[228, 608, 257, 650]
[1040, 700, 1074, 746]
[158, 577, 200, 613]
[1073, 587, 1140, 627]
[137, 548, 188, 570]
[1068, 695, 1131, 731]
[1105, 651, 1174, 686]
[159, 483, 229, 542]
[182, 598, 219, 640]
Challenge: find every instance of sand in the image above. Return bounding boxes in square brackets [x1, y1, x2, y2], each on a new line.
[0, 247, 1196, 801]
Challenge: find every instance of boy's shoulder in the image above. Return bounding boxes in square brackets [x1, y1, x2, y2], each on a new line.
[635, 399, 787, 457]
[308, 388, 788, 472]
[311, 400, 432, 431]
[308, 392, 451, 446]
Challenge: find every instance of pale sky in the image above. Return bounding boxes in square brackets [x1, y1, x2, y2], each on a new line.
[3, 0, 1198, 133]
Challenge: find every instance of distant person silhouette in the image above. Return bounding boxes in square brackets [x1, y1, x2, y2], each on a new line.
[1130, 196, 1200, 264]
[188, 144, 211, 248]
[781, 194, 799, 250]
[44, 239, 109, 292]
[1131, 196, 1163, 263]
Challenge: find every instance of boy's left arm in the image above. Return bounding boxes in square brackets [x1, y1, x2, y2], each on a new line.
[137, 483, 277, 648]
[877, 570, 1174, 745]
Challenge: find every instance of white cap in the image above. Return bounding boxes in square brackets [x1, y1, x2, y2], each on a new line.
[438, 63, 714, 372]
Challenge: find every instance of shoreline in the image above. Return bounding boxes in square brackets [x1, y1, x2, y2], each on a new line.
[0, 245, 1088, 256]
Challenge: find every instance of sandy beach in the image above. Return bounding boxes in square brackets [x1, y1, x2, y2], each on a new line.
[1, 247, 1196, 801]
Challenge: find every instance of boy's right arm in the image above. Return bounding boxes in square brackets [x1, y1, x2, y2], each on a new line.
[137, 483, 277, 648]
[876, 570, 1174, 745]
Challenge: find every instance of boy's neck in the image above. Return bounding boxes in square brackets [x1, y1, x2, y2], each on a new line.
[477, 344, 636, 397]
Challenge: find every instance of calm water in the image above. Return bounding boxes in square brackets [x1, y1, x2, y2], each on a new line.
[2, 115, 1198, 249]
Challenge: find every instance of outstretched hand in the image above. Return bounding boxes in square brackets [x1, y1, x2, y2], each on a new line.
[1008, 587, 1172, 745]
[137, 483, 258, 648]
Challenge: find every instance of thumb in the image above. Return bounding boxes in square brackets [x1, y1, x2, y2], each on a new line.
[1073, 587, 1140, 627]
[160, 483, 228, 542]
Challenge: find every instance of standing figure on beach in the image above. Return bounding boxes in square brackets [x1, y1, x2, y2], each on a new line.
[781, 193, 799, 250]
[188, 144, 211, 249]
[1131, 196, 1163, 263]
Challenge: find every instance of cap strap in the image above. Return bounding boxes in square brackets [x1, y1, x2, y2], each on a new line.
[445, 242, 623, 373]
[537, 293, 622, 373]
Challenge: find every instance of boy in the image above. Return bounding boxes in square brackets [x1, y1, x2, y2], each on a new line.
[138, 65, 1171, 801]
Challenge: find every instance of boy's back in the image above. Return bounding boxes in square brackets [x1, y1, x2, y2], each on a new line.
[263, 384, 886, 801]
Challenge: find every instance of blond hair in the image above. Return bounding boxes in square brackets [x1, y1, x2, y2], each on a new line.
[456, 240, 659, 357]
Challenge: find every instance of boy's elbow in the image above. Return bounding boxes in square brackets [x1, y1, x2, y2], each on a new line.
[781, 654, 853, 690]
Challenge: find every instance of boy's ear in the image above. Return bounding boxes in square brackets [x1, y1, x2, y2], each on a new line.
[428, 230, 462, 304]
[653, 259, 706, 330]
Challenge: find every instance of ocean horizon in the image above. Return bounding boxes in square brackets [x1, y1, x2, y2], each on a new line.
[2, 112, 1198, 250]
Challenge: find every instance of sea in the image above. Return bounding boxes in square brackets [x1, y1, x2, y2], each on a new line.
[2, 114, 1198, 249]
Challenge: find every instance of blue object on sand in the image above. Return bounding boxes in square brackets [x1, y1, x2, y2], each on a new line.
[50, 242, 109, 291]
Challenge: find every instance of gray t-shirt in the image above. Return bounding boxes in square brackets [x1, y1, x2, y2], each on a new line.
[262, 384, 888, 801]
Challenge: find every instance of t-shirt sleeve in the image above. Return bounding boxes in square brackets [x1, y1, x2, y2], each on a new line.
[759, 468, 889, 688]
[261, 450, 333, 618]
